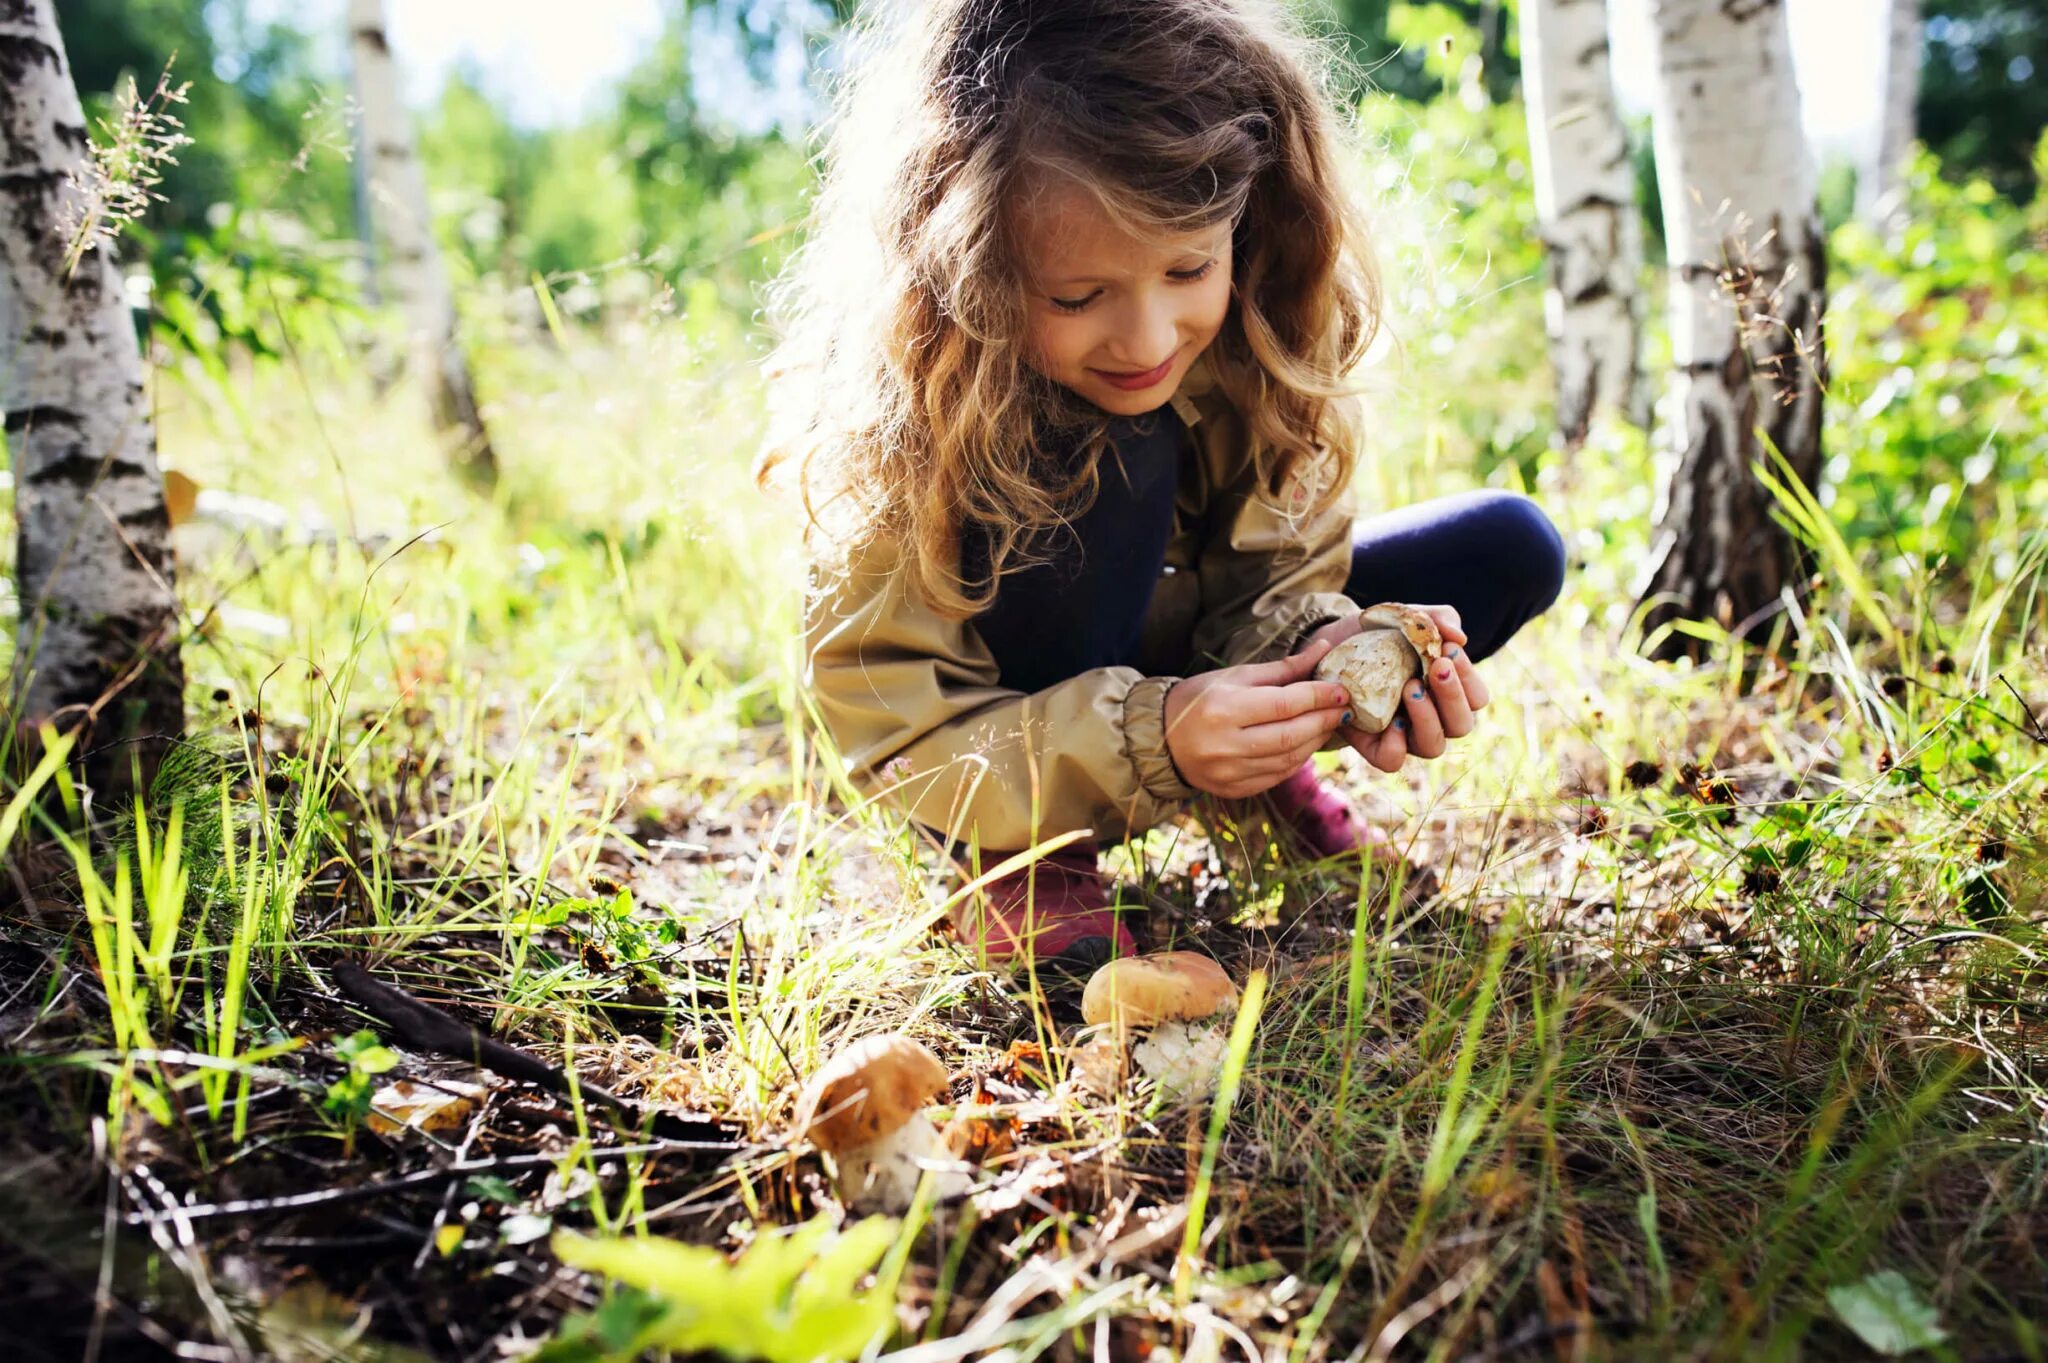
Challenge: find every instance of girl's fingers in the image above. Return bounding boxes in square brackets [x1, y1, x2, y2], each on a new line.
[1401, 677, 1447, 759]
[1423, 654, 1475, 738]
[1346, 721, 1408, 773]
[1419, 604, 1467, 648]
[1284, 736, 1330, 770]
[1239, 740, 1333, 794]
[1241, 706, 1346, 758]
[1235, 678, 1351, 725]
[1235, 639, 1335, 688]
[1445, 642, 1489, 709]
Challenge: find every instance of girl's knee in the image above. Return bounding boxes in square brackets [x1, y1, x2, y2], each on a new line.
[1471, 492, 1566, 614]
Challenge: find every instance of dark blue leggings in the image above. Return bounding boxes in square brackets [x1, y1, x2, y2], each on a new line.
[1343, 490, 1566, 662]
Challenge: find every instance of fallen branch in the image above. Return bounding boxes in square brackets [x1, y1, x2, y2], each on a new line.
[121, 1142, 747, 1226]
[329, 960, 736, 1143]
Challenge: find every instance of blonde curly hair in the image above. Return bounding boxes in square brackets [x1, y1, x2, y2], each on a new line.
[756, 0, 1383, 619]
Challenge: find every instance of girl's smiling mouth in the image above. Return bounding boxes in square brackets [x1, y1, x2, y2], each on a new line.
[1090, 354, 1176, 391]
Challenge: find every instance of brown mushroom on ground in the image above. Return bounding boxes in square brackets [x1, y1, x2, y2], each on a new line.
[791, 1033, 968, 1212]
[1314, 603, 1445, 734]
[1079, 952, 1240, 1097]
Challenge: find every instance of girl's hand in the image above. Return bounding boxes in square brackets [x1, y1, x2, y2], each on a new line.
[1163, 640, 1351, 799]
[1332, 605, 1490, 773]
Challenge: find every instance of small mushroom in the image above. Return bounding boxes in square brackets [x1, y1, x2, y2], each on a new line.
[1314, 603, 1445, 734]
[1080, 952, 1240, 1097]
[791, 1033, 968, 1212]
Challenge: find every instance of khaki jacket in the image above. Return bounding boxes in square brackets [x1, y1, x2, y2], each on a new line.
[802, 349, 1357, 851]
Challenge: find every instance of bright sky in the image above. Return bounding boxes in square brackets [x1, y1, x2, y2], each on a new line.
[271, 0, 1887, 161]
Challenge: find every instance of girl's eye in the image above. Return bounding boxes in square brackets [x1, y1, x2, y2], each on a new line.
[1049, 259, 1217, 314]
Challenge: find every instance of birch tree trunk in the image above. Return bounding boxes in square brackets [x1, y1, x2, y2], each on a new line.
[1520, 0, 1644, 445]
[1636, 0, 1828, 661]
[1859, 0, 1920, 223]
[1, 0, 184, 801]
[347, 0, 498, 486]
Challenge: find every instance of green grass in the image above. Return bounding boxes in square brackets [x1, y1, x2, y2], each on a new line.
[3, 150, 2047, 1363]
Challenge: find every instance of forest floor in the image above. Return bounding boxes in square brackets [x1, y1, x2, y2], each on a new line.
[1, 318, 2045, 1362]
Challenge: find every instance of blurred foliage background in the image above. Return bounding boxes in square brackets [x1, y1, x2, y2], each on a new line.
[47, 0, 2048, 585]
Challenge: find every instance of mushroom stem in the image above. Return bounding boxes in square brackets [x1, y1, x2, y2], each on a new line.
[831, 1111, 968, 1212]
[1130, 1021, 1231, 1097]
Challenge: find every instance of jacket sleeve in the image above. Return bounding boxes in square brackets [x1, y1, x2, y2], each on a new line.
[803, 531, 1198, 852]
[1186, 428, 1360, 671]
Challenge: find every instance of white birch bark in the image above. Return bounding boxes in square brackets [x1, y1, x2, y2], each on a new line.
[347, 0, 497, 484]
[1635, 0, 1828, 660]
[1860, 0, 1920, 223]
[1, 0, 184, 798]
[1520, 0, 1644, 444]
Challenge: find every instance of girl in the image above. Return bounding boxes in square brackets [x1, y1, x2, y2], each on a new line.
[758, 0, 1564, 979]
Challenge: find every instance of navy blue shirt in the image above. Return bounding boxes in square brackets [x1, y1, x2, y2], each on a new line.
[961, 406, 1188, 695]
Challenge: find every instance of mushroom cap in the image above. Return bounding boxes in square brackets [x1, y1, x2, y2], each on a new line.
[1358, 602, 1443, 666]
[792, 1033, 949, 1154]
[1082, 952, 1239, 1030]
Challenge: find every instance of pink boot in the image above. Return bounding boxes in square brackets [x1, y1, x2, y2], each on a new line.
[951, 838, 1138, 973]
[1255, 762, 1404, 864]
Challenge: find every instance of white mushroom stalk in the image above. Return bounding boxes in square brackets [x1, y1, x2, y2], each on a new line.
[792, 1033, 970, 1213]
[1129, 1021, 1235, 1098]
[1081, 953, 1240, 1099]
[829, 1109, 957, 1213]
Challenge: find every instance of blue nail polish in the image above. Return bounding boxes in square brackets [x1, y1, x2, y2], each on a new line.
[1410, 686, 1424, 700]
[1447, 645, 1462, 657]
[1342, 710, 1353, 726]
[1393, 716, 1407, 731]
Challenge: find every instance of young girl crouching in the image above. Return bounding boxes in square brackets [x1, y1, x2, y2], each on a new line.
[757, 0, 1565, 977]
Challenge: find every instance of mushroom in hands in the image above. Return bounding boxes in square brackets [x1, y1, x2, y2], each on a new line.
[1313, 603, 1445, 734]
[1080, 952, 1240, 1098]
[792, 1034, 968, 1212]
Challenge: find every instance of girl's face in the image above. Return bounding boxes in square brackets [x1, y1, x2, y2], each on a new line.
[1014, 181, 1234, 416]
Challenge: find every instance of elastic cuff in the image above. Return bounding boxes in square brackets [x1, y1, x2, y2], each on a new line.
[1122, 675, 1198, 802]
[1287, 609, 1351, 657]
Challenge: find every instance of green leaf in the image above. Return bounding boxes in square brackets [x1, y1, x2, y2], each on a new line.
[1827, 1270, 1949, 1356]
[465, 1175, 520, 1204]
[550, 1215, 901, 1363]
[334, 1030, 399, 1075]
[532, 1288, 669, 1363]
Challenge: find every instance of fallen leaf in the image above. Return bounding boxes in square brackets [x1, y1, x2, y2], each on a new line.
[163, 469, 200, 527]
[500, 1212, 554, 1246]
[366, 1078, 484, 1138]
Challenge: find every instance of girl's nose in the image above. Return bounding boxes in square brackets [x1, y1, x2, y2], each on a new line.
[1113, 301, 1183, 371]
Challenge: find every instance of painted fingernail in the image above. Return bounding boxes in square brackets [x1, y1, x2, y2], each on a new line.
[1342, 710, 1353, 726]
[1410, 685, 1424, 700]
[1436, 664, 1454, 680]
[1447, 645, 1462, 657]
[1393, 716, 1407, 731]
